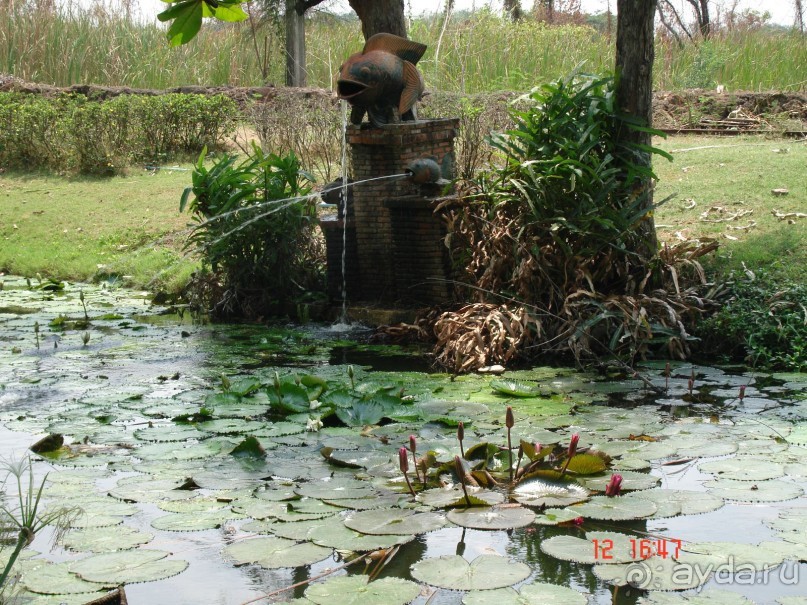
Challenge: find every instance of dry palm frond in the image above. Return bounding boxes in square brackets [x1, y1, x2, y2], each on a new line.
[432, 303, 541, 372]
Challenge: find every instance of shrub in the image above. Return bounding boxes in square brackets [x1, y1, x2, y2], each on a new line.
[697, 272, 807, 371]
[436, 73, 717, 370]
[180, 145, 325, 318]
[0, 93, 238, 175]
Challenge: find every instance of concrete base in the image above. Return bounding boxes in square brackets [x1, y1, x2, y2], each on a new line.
[343, 306, 420, 327]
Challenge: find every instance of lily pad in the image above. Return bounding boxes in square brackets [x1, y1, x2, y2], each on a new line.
[568, 496, 657, 520]
[513, 479, 590, 508]
[463, 583, 588, 605]
[490, 379, 542, 397]
[703, 478, 804, 503]
[592, 555, 711, 591]
[417, 486, 505, 509]
[70, 549, 188, 584]
[541, 531, 646, 564]
[304, 576, 420, 605]
[344, 509, 447, 535]
[628, 489, 724, 518]
[62, 526, 153, 553]
[22, 561, 113, 595]
[224, 536, 332, 569]
[698, 457, 785, 481]
[447, 505, 536, 530]
[411, 554, 531, 590]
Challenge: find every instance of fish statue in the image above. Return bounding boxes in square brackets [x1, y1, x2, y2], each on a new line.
[337, 33, 427, 128]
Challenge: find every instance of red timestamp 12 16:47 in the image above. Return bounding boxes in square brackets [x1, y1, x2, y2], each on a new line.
[592, 538, 683, 560]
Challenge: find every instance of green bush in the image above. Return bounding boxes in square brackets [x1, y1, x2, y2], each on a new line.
[0, 93, 238, 175]
[180, 145, 325, 318]
[698, 272, 807, 371]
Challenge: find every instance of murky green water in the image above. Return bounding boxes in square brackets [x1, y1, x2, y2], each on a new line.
[1, 277, 806, 605]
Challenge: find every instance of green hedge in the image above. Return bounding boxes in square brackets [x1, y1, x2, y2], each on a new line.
[0, 93, 237, 175]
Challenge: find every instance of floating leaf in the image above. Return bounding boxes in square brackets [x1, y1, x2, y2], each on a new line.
[699, 457, 785, 481]
[568, 496, 657, 520]
[703, 478, 803, 503]
[512, 479, 589, 508]
[70, 550, 188, 584]
[295, 477, 376, 500]
[417, 486, 504, 509]
[224, 536, 332, 569]
[577, 470, 659, 492]
[22, 562, 113, 595]
[541, 531, 646, 564]
[565, 453, 607, 475]
[151, 509, 243, 532]
[344, 509, 447, 535]
[463, 583, 588, 605]
[304, 576, 420, 605]
[638, 589, 756, 605]
[62, 526, 153, 553]
[411, 554, 531, 590]
[533, 508, 584, 525]
[490, 379, 541, 397]
[447, 505, 536, 530]
[628, 489, 724, 518]
[593, 555, 711, 591]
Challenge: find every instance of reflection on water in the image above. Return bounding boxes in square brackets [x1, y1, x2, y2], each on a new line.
[0, 277, 805, 604]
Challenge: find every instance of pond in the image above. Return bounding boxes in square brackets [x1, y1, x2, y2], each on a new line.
[1, 277, 806, 605]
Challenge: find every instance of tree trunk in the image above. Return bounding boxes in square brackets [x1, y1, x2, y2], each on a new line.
[348, 0, 407, 39]
[796, 0, 805, 33]
[615, 0, 658, 258]
[504, 0, 524, 20]
[285, 0, 306, 86]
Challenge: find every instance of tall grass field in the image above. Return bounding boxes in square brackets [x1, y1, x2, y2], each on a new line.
[1, 3, 805, 92]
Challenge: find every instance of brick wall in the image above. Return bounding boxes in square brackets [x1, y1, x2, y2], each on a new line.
[345, 118, 459, 306]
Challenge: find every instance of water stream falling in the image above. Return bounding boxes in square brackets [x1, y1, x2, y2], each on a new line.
[338, 100, 350, 325]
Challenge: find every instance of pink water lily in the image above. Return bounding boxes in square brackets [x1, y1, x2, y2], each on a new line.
[605, 473, 623, 497]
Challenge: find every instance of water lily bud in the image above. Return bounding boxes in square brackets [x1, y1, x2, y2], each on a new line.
[347, 365, 354, 379]
[567, 433, 579, 458]
[409, 434, 417, 454]
[399, 447, 409, 473]
[453, 455, 464, 479]
[506, 406, 514, 429]
[664, 362, 670, 377]
[534, 442, 542, 457]
[605, 473, 623, 497]
[457, 421, 464, 442]
[739, 385, 746, 401]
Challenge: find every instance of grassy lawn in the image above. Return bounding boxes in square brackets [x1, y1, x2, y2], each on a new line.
[0, 167, 195, 293]
[1, 134, 804, 294]
[654, 135, 806, 283]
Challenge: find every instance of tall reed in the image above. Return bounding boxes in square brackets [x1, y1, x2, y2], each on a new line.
[1, 3, 804, 92]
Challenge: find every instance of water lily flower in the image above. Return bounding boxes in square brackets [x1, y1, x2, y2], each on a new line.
[506, 406, 515, 482]
[399, 447, 415, 497]
[605, 473, 623, 497]
[567, 433, 579, 458]
[305, 416, 323, 432]
[560, 433, 579, 478]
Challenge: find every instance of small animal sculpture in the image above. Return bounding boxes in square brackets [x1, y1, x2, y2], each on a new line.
[337, 33, 427, 128]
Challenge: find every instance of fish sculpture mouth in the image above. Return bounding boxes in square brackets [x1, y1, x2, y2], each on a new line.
[337, 78, 368, 100]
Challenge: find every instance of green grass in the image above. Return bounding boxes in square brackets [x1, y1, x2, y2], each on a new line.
[1, 135, 803, 296]
[1, 5, 805, 92]
[0, 168, 195, 292]
[654, 135, 807, 283]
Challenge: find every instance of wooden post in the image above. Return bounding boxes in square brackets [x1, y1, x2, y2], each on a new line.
[285, 0, 306, 87]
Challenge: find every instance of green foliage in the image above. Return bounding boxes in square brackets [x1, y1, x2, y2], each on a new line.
[697, 272, 807, 371]
[0, 458, 78, 592]
[180, 146, 324, 317]
[0, 93, 237, 175]
[157, 0, 248, 46]
[488, 73, 671, 262]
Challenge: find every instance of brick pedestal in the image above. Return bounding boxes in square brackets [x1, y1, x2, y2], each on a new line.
[346, 118, 459, 306]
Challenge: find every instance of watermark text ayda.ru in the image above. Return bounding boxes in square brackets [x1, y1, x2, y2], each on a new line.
[623, 557, 801, 590]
